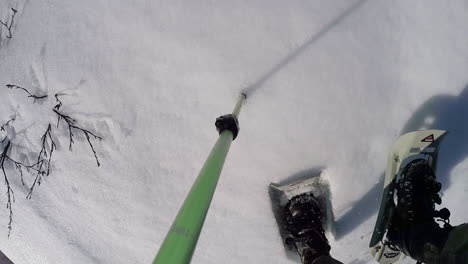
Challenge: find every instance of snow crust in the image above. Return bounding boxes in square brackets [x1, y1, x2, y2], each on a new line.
[1, 0, 468, 263]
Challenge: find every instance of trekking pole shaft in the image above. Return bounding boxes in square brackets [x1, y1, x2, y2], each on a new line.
[153, 94, 245, 264]
[232, 93, 246, 118]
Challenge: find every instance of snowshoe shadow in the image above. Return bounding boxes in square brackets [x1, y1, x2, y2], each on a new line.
[334, 172, 384, 240]
[335, 84, 468, 240]
[399, 84, 468, 190]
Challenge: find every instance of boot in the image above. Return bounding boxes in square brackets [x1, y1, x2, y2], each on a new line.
[284, 193, 335, 264]
[388, 159, 452, 263]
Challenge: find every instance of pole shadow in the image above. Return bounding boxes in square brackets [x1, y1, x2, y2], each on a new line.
[334, 84, 468, 239]
[242, 0, 369, 97]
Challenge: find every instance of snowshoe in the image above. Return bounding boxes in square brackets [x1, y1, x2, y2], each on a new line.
[369, 130, 451, 264]
[269, 171, 335, 263]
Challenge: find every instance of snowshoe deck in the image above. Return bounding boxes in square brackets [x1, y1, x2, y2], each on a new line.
[369, 130, 448, 264]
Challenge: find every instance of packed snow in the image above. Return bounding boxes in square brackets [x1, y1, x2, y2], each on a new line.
[1, 0, 468, 263]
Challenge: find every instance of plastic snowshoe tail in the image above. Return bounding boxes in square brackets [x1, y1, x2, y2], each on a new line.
[369, 130, 448, 264]
[269, 170, 335, 260]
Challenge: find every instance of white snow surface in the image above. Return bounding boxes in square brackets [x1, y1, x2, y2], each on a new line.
[1, 0, 468, 263]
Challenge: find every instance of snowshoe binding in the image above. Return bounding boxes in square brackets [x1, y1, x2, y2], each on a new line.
[387, 159, 453, 263]
[284, 193, 331, 263]
[370, 130, 452, 264]
[269, 171, 335, 264]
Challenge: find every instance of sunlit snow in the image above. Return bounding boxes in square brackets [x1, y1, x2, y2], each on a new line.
[1, 0, 468, 263]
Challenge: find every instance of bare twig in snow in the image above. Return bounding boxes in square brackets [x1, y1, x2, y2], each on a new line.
[1, 119, 14, 132]
[6, 84, 47, 102]
[26, 124, 56, 199]
[1, 85, 102, 234]
[54, 93, 64, 110]
[0, 8, 18, 39]
[0, 141, 15, 236]
[53, 109, 102, 166]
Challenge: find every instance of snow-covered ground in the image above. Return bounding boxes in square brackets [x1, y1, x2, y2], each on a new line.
[1, 0, 468, 263]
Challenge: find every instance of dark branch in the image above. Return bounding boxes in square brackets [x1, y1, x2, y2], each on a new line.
[0, 8, 18, 39]
[26, 124, 56, 199]
[53, 109, 102, 166]
[0, 141, 15, 236]
[1, 87, 103, 234]
[6, 84, 47, 103]
[26, 160, 44, 200]
[54, 93, 64, 110]
[6, 156, 42, 189]
[1, 118, 14, 132]
[81, 127, 101, 167]
[43, 124, 56, 176]
[0, 136, 49, 233]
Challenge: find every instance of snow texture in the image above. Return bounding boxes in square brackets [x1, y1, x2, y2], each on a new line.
[1, 0, 468, 263]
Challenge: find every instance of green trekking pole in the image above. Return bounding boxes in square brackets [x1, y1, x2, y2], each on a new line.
[153, 94, 247, 264]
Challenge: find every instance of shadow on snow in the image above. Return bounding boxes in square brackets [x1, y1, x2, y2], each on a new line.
[334, 84, 468, 240]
